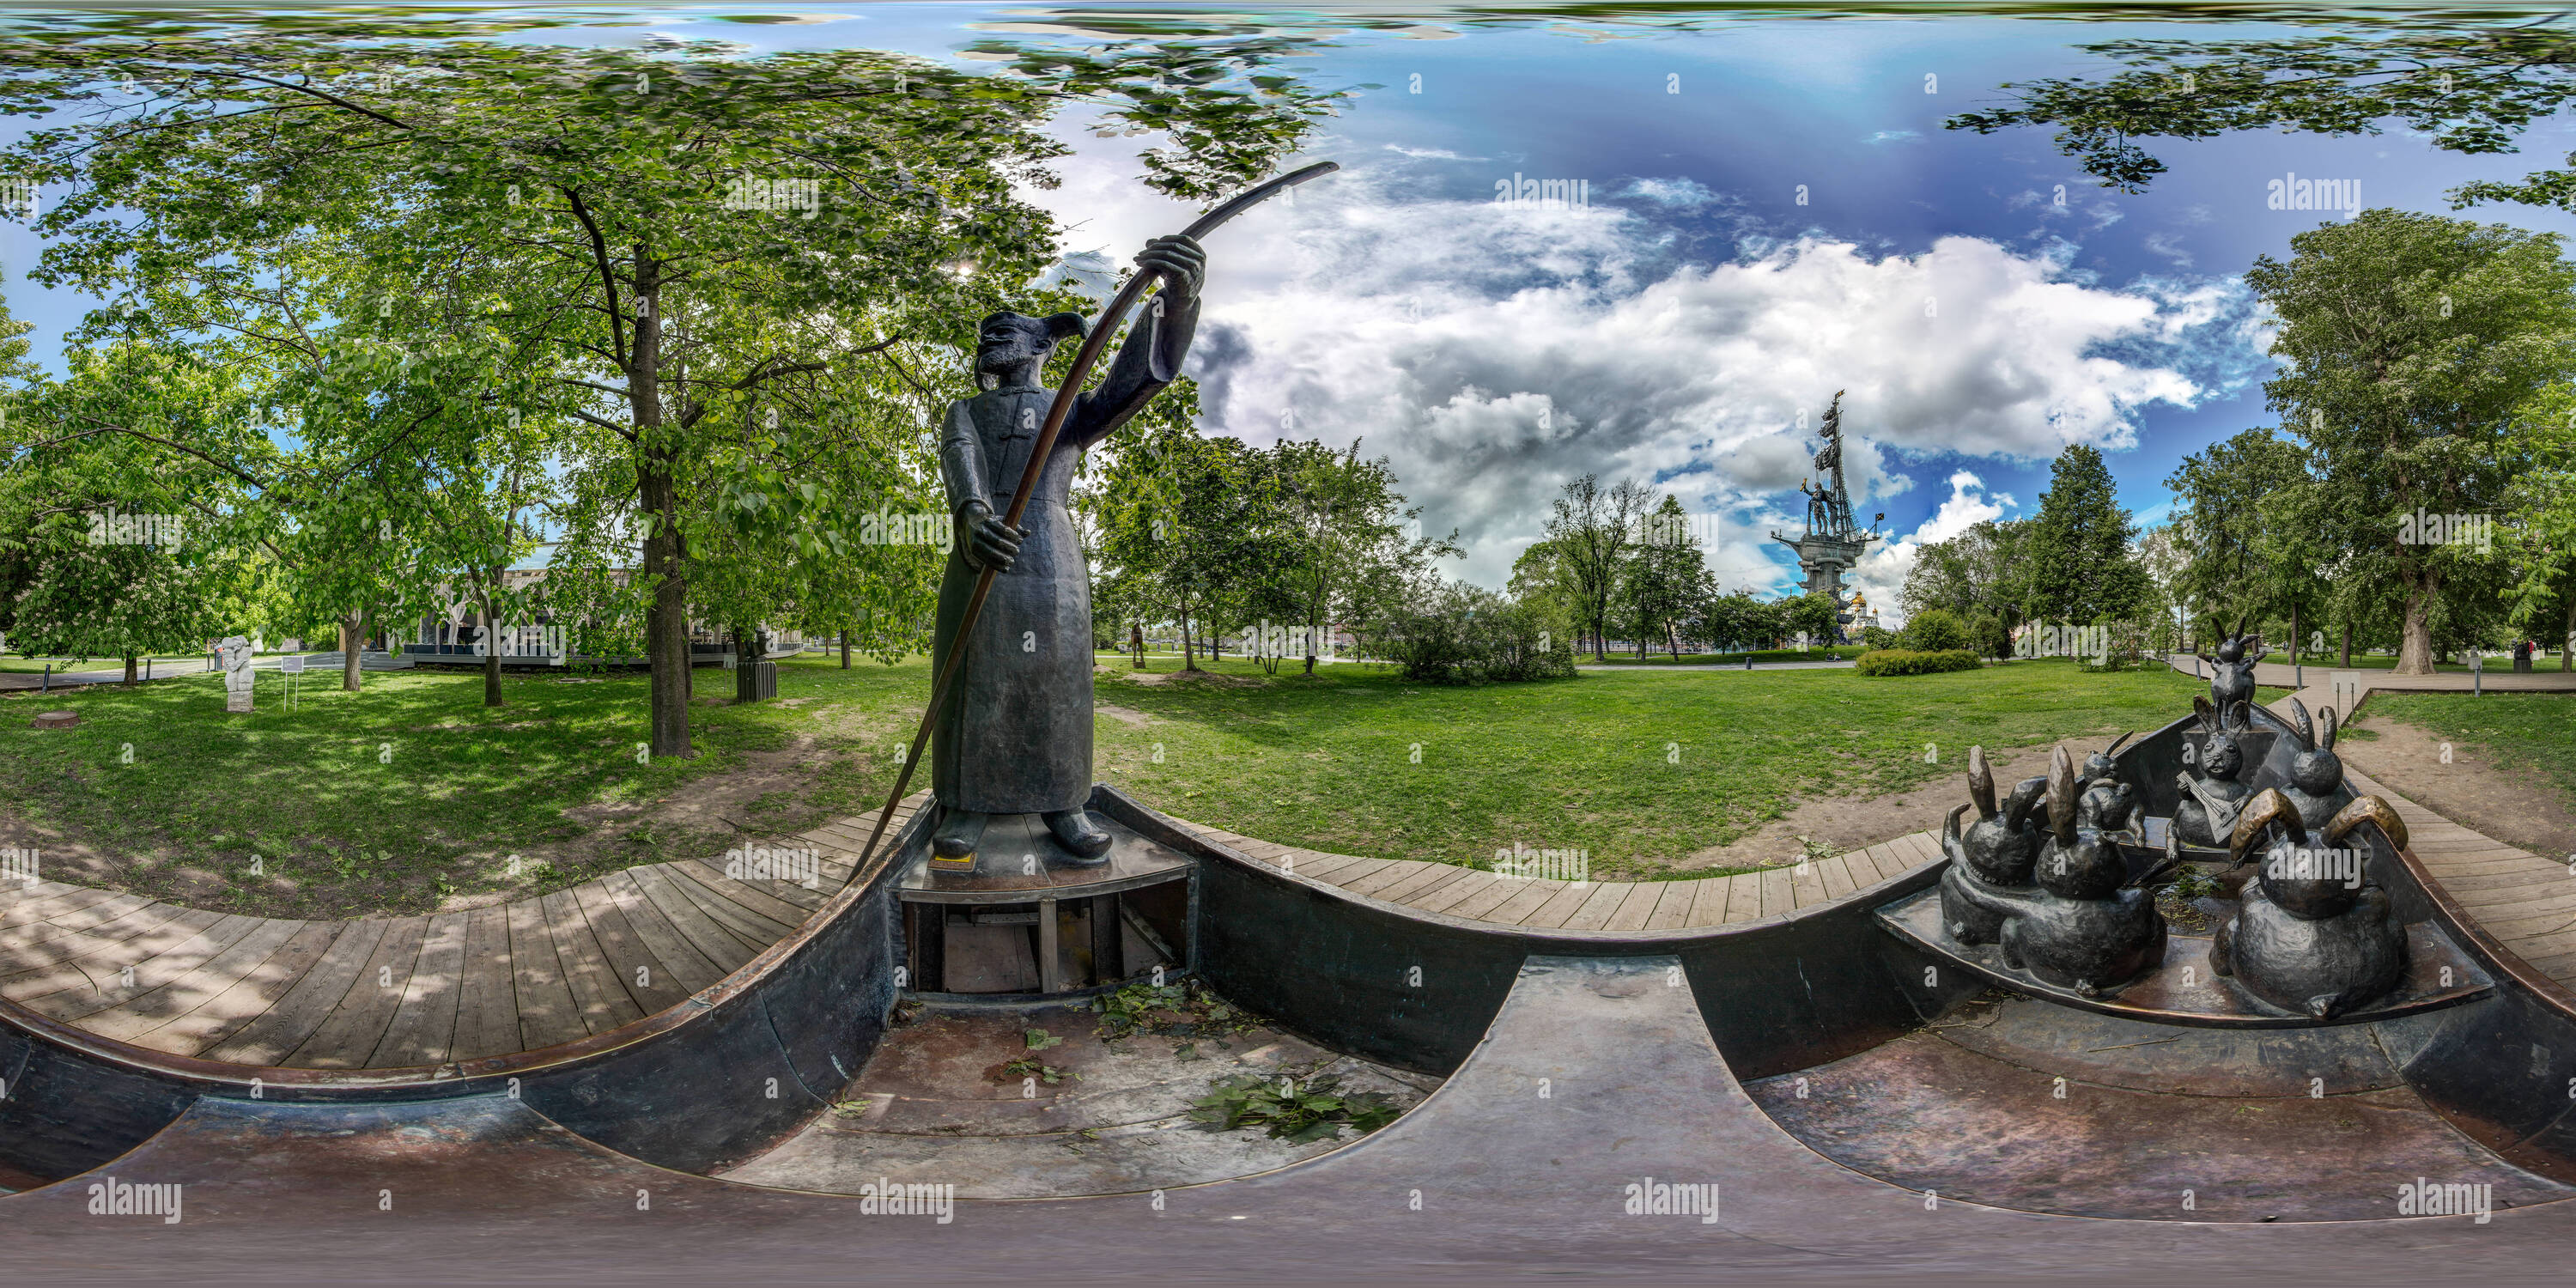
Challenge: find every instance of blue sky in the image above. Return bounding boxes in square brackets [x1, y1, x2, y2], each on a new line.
[8, 4, 2574, 616]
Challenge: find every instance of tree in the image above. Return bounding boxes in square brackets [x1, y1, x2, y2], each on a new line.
[2024, 445, 2149, 627]
[2249, 209, 2576, 673]
[1267, 438, 1454, 675]
[1901, 607, 1970, 653]
[0, 27, 1338, 756]
[1949, 28, 2576, 205]
[1624, 495, 1714, 659]
[1901, 518, 2039, 635]
[2504, 384, 2576, 669]
[1544, 474, 1655, 659]
[2165, 428, 2318, 649]
[1092, 424, 1280, 671]
[1784, 592, 1842, 647]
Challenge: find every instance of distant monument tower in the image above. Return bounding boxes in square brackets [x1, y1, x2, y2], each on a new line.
[1770, 391, 1884, 641]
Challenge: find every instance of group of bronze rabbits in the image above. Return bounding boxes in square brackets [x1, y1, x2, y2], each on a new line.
[1937, 635, 2415, 1018]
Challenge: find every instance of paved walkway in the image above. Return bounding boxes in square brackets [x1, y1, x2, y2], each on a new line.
[0, 795, 927, 1071]
[2161, 652, 2576, 720]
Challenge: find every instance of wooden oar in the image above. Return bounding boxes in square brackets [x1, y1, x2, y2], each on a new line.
[852, 160, 1340, 880]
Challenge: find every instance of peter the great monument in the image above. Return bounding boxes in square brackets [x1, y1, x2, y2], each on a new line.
[1771, 390, 1884, 641]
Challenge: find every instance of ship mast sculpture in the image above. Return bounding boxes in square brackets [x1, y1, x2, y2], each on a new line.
[1769, 392, 1883, 642]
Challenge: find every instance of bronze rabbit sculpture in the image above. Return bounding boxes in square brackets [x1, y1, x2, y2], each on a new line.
[2197, 629, 2267, 713]
[1950, 746, 2167, 996]
[2279, 697, 2348, 832]
[1939, 745, 2047, 945]
[2213, 788, 2411, 1019]
[2174, 696, 2254, 848]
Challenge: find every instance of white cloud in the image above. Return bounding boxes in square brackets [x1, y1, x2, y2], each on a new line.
[1018, 146, 2248, 588]
[1618, 177, 1721, 209]
[1383, 143, 1485, 161]
[1846, 471, 2014, 628]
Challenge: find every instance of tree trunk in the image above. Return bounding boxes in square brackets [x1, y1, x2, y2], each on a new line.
[483, 590, 505, 708]
[341, 611, 364, 692]
[2394, 576, 2439, 676]
[2563, 597, 2573, 672]
[1182, 612, 1198, 671]
[641, 454, 691, 756]
[840, 629, 851, 669]
[2288, 603, 2300, 669]
[124, 654, 138, 684]
[2339, 622, 2353, 668]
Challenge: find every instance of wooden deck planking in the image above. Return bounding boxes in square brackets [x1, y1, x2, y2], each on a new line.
[1381, 863, 1475, 907]
[1484, 878, 1570, 926]
[505, 896, 586, 1053]
[1644, 882, 1699, 931]
[79, 918, 308, 1045]
[1340, 860, 1433, 898]
[659, 866, 800, 952]
[1682, 877, 1731, 927]
[1602, 883, 1666, 933]
[1815, 854, 1859, 902]
[0, 896, 198, 974]
[370, 911, 471, 1068]
[670, 860, 820, 931]
[1527, 881, 1616, 930]
[629, 866, 756, 974]
[1409, 870, 1501, 914]
[598, 871, 726, 995]
[27, 913, 266, 1023]
[204, 920, 381, 1065]
[154, 920, 344, 1058]
[539, 890, 645, 1036]
[1723, 873, 1763, 924]
[569, 879, 693, 1017]
[1759, 867, 1795, 920]
[447, 906, 521, 1062]
[288, 915, 429, 1069]
[1439, 874, 1527, 921]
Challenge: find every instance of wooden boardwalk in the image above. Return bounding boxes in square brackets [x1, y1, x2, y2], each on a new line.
[0, 795, 926, 1071]
[2343, 765, 2576, 990]
[1176, 821, 1945, 931]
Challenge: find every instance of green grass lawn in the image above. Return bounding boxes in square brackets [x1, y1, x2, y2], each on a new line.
[2, 650, 2216, 917]
[2349, 691, 2576, 809]
[0, 655, 926, 920]
[1091, 655, 2206, 879]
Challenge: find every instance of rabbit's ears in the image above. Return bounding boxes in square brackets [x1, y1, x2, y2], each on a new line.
[2286, 697, 2314, 748]
[2318, 706, 2337, 750]
[1966, 744, 1996, 817]
[2045, 745, 2079, 845]
[2196, 695, 2251, 734]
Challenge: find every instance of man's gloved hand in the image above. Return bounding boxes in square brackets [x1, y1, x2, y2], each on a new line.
[1135, 234, 1205, 305]
[963, 501, 1023, 573]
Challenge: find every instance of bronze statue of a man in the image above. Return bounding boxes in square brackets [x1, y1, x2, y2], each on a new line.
[929, 235, 1205, 868]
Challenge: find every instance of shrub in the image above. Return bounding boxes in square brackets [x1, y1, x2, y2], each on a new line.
[1861, 624, 1899, 651]
[1855, 647, 1984, 677]
[1378, 580, 1575, 683]
[1965, 611, 2011, 659]
[1899, 608, 1970, 653]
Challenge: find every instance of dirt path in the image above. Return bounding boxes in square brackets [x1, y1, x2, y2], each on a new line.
[1680, 735, 2126, 872]
[2339, 714, 2576, 862]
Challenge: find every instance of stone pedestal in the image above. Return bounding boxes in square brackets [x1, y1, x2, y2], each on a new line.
[226, 690, 252, 714]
